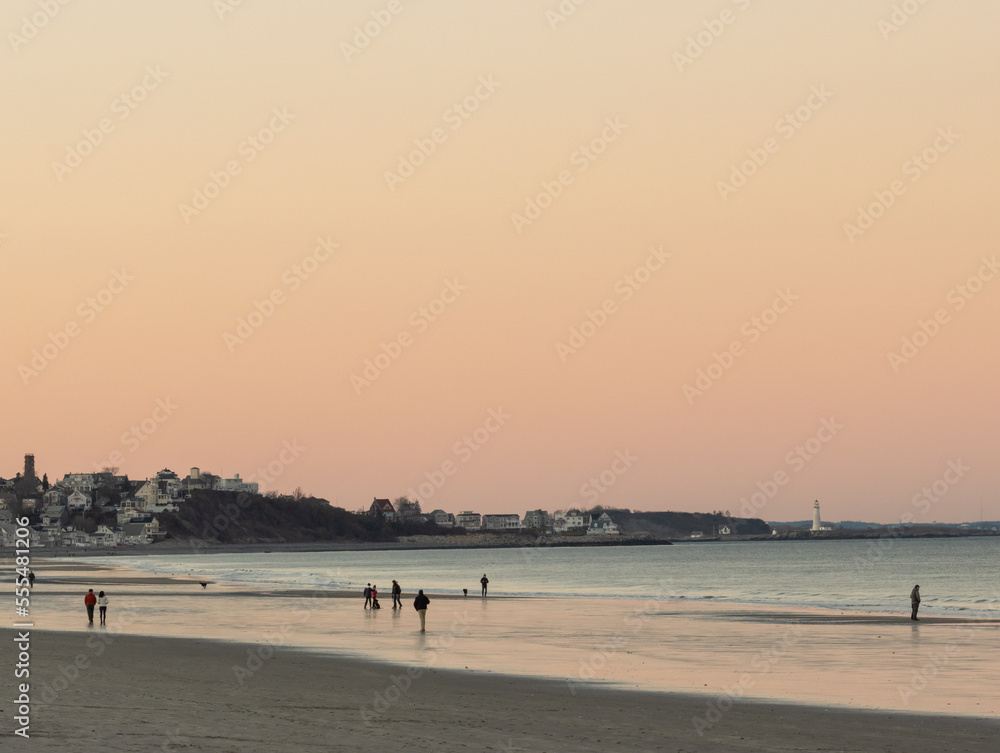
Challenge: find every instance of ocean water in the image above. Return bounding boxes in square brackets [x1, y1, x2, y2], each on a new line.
[84, 536, 1000, 617]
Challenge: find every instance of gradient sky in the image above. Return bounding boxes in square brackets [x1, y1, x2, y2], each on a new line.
[3, 1, 998, 523]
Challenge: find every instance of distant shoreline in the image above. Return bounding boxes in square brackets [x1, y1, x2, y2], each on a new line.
[10, 526, 997, 559]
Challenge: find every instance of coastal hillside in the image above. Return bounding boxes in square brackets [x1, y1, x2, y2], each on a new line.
[608, 509, 770, 538]
[158, 490, 455, 545]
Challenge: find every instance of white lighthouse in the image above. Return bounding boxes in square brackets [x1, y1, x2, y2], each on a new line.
[812, 500, 822, 531]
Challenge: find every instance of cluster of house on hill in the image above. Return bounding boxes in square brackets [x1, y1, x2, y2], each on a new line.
[0, 463, 257, 549]
[0, 452, 626, 549]
[368, 499, 621, 535]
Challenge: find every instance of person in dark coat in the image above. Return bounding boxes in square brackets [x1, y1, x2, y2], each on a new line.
[391, 580, 402, 609]
[364, 583, 372, 609]
[910, 585, 921, 621]
[481, 574, 489, 597]
[414, 589, 430, 632]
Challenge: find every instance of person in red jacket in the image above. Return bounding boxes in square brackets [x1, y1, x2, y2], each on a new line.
[84, 589, 97, 623]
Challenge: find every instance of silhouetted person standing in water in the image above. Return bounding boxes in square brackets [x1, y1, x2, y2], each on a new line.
[414, 589, 430, 632]
[910, 585, 921, 621]
[481, 574, 489, 597]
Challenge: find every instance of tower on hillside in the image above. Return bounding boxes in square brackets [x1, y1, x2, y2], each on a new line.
[24, 453, 36, 480]
[812, 500, 822, 531]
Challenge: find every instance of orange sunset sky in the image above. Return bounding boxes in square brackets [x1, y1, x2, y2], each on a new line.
[3, 1, 998, 523]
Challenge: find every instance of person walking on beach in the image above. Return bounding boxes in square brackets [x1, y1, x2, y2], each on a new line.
[364, 583, 372, 609]
[27, 570, 35, 588]
[414, 589, 430, 632]
[84, 589, 97, 623]
[97, 591, 109, 625]
[391, 580, 401, 609]
[910, 584, 921, 621]
[481, 574, 489, 597]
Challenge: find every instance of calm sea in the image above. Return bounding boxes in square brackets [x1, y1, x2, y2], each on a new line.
[86, 537, 999, 617]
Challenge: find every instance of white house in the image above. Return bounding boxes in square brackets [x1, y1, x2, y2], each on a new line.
[137, 469, 185, 510]
[117, 498, 144, 525]
[0, 522, 20, 547]
[217, 473, 259, 494]
[67, 489, 91, 512]
[430, 509, 455, 527]
[553, 509, 587, 533]
[719, 525, 731, 536]
[93, 525, 119, 547]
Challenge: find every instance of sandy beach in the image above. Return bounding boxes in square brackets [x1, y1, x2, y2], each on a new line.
[4, 629, 998, 753]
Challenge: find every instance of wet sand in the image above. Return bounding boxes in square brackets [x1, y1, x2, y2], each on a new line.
[15, 561, 1000, 719]
[5, 629, 998, 753]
